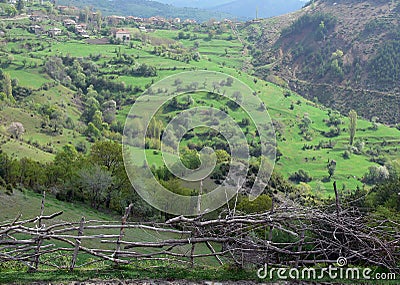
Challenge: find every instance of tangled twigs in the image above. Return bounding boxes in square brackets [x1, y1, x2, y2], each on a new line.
[0, 192, 399, 272]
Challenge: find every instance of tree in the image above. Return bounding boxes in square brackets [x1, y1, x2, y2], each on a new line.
[327, 160, 336, 179]
[364, 165, 390, 185]
[95, 10, 102, 31]
[16, 0, 24, 12]
[81, 96, 100, 123]
[49, 109, 64, 133]
[289, 169, 312, 183]
[91, 110, 104, 130]
[7, 122, 25, 139]
[49, 144, 81, 186]
[2, 73, 13, 101]
[348, 109, 357, 145]
[226, 77, 234, 86]
[180, 149, 201, 170]
[4, 5, 17, 17]
[85, 122, 101, 139]
[78, 164, 112, 209]
[90, 141, 123, 175]
[237, 194, 272, 214]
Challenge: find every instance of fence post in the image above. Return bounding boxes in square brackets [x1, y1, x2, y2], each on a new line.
[334, 181, 342, 218]
[30, 191, 46, 272]
[114, 203, 133, 263]
[266, 196, 274, 266]
[70, 217, 85, 271]
[190, 240, 195, 268]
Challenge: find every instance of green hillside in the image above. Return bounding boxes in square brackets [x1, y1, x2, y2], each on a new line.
[246, 0, 400, 124]
[0, 5, 399, 197]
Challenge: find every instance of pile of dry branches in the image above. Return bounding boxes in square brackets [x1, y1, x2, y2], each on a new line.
[0, 191, 399, 273]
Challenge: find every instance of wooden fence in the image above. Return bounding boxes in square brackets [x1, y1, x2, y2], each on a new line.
[0, 191, 399, 272]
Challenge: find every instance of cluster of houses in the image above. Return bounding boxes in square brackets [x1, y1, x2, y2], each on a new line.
[106, 15, 197, 26]
[63, 18, 89, 38]
[28, 24, 62, 37]
[28, 14, 90, 38]
[24, 4, 237, 41]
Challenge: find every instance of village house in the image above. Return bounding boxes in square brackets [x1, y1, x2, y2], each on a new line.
[107, 15, 126, 25]
[28, 25, 43, 35]
[139, 26, 147, 33]
[147, 16, 167, 25]
[184, 19, 197, 24]
[63, 19, 76, 27]
[48, 28, 62, 37]
[127, 16, 143, 23]
[75, 26, 89, 38]
[30, 14, 45, 22]
[115, 29, 131, 41]
[57, 5, 79, 13]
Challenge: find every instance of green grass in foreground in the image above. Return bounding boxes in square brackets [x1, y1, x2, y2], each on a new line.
[0, 263, 398, 284]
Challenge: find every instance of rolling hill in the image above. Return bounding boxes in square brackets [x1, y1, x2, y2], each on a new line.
[245, 0, 400, 124]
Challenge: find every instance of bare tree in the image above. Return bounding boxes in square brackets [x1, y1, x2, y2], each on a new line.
[78, 164, 112, 209]
[8, 122, 25, 139]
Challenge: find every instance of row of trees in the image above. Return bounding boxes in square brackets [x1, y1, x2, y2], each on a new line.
[0, 141, 155, 217]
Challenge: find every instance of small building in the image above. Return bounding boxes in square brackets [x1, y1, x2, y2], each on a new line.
[63, 19, 76, 27]
[115, 29, 130, 41]
[48, 28, 62, 37]
[76, 27, 89, 38]
[29, 25, 43, 35]
[107, 15, 126, 25]
[139, 26, 147, 33]
[184, 19, 197, 24]
[30, 15, 43, 22]
[173, 18, 181, 24]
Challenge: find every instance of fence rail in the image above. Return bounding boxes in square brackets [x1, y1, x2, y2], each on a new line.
[0, 191, 399, 272]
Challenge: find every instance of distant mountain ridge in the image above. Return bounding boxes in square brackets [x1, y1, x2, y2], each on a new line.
[210, 0, 305, 19]
[56, 0, 234, 22]
[157, 0, 306, 19]
[155, 0, 233, 9]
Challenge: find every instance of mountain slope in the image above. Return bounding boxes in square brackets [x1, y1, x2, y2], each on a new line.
[211, 0, 305, 19]
[56, 0, 233, 21]
[247, 0, 400, 124]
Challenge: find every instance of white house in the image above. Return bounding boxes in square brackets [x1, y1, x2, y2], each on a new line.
[48, 28, 62, 36]
[115, 29, 130, 41]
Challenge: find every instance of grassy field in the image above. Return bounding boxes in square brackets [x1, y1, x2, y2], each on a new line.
[0, 189, 222, 267]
